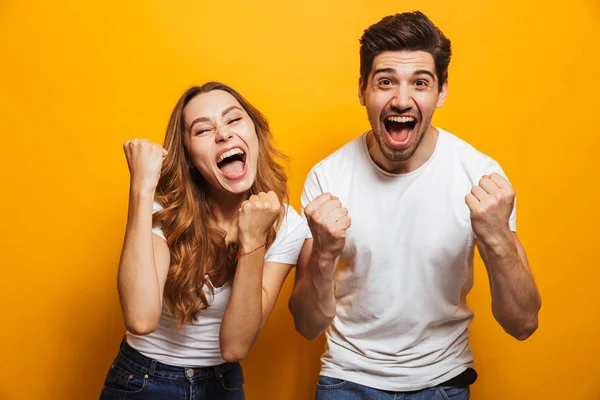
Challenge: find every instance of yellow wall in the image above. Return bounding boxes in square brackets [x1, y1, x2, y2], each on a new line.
[1, 1, 598, 399]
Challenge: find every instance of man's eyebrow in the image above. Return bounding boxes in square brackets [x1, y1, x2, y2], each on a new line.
[373, 68, 396, 76]
[414, 70, 436, 80]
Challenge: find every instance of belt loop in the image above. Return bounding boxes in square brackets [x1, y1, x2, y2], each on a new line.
[148, 359, 157, 379]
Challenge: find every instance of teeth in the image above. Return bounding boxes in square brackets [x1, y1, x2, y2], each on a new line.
[387, 116, 415, 123]
[217, 148, 245, 164]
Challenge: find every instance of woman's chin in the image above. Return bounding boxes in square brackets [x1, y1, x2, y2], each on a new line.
[217, 175, 255, 196]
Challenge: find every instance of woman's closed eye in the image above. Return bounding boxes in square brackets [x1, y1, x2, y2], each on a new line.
[195, 127, 213, 135]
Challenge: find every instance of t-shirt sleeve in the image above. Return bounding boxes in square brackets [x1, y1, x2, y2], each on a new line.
[482, 159, 517, 232]
[151, 200, 167, 240]
[264, 204, 309, 265]
[300, 164, 326, 239]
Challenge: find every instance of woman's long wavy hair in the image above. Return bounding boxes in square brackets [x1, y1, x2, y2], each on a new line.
[154, 82, 288, 327]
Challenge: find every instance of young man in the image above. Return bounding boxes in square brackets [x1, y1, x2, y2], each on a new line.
[289, 11, 541, 399]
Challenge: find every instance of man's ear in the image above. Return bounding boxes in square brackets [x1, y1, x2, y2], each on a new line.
[358, 77, 366, 106]
[436, 80, 448, 108]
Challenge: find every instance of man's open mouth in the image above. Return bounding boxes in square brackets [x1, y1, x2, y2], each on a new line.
[383, 115, 417, 145]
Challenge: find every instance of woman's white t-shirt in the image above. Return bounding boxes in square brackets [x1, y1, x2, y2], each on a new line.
[126, 203, 307, 367]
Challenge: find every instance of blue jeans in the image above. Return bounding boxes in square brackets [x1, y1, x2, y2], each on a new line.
[316, 376, 469, 400]
[99, 339, 245, 400]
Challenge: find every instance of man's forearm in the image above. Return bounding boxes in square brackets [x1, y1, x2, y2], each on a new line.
[289, 252, 337, 340]
[479, 233, 541, 340]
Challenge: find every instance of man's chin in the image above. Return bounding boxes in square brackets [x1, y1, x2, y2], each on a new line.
[382, 148, 414, 163]
[377, 136, 415, 162]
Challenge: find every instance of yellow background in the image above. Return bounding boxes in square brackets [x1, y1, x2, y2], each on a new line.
[1, 1, 598, 399]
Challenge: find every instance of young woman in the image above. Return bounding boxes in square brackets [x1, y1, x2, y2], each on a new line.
[100, 82, 307, 399]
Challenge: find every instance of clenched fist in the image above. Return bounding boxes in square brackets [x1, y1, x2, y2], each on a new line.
[465, 173, 515, 245]
[304, 193, 351, 261]
[123, 139, 168, 194]
[238, 191, 281, 251]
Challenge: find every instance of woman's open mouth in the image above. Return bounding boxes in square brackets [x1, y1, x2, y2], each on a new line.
[216, 147, 247, 180]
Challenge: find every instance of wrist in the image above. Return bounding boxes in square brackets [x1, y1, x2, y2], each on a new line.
[239, 238, 267, 253]
[310, 249, 338, 280]
[311, 244, 340, 263]
[236, 241, 267, 262]
[130, 183, 156, 198]
[477, 227, 514, 255]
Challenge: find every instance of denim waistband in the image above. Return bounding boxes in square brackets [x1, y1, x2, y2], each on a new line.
[116, 338, 238, 382]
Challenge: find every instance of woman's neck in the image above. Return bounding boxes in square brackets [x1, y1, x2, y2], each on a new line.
[207, 187, 248, 238]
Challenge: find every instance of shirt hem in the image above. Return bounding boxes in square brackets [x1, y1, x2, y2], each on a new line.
[320, 363, 472, 392]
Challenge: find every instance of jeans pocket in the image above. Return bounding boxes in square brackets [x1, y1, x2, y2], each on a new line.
[437, 386, 470, 400]
[316, 376, 349, 390]
[220, 363, 245, 391]
[102, 362, 146, 395]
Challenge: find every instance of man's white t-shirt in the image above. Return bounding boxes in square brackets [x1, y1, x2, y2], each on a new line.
[301, 128, 516, 391]
[126, 203, 308, 367]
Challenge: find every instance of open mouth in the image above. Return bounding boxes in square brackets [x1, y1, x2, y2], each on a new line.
[216, 147, 247, 180]
[383, 115, 417, 147]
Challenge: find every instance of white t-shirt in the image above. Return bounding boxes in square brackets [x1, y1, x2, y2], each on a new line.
[126, 202, 308, 367]
[301, 128, 516, 391]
